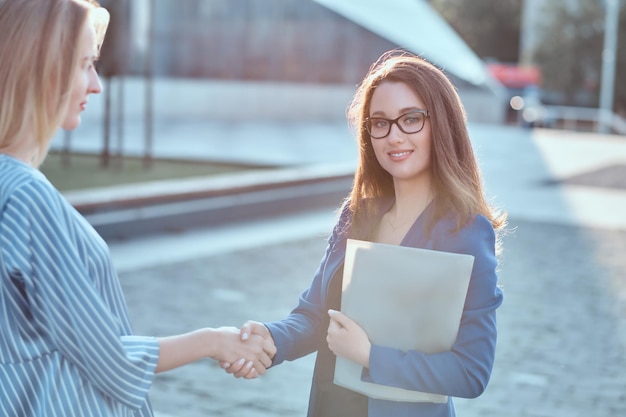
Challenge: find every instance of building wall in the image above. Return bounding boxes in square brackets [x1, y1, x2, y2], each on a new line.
[97, 0, 505, 124]
[86, 78, 356, 123]
[110, 0, 396, 83]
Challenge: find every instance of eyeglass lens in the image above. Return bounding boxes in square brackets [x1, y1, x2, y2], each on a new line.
[366, 111, 427, 139]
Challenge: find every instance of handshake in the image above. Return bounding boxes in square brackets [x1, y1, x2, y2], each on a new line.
[215, 321, 276, 379]
[212, 310, 370, 380]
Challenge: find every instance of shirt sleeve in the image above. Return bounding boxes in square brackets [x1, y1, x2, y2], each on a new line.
[265, 234, 335, 365]
[3, 181, 159, 410]
[364, 214, 503, 399]
[265, 206, 349, 366]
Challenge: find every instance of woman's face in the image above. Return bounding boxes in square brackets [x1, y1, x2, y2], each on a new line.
[368, 81, 432, 186]
[61, 21, 102, 131]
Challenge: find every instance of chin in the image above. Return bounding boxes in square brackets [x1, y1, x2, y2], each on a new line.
[61, 116, 81, 131]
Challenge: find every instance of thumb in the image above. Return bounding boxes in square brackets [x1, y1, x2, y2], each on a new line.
[241, 321, 267, 341]
[328, 309, 348, 328]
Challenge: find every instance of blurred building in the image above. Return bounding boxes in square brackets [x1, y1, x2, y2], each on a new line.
[98, 0, 507, 124]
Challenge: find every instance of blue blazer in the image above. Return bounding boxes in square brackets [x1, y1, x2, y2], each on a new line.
[265, 200, 503, 417]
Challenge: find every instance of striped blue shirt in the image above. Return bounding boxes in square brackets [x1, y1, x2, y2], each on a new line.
[0, 154, 159, 417]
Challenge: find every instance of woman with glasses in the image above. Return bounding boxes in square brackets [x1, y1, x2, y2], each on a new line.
[224, 50, 507, 417]
[0, 1, 275, 416]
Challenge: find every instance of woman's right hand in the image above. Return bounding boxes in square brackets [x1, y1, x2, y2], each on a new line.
[220, 321, 276, 379]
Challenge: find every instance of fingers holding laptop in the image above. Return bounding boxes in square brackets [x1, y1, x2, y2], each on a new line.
[327, 309, 371, 368]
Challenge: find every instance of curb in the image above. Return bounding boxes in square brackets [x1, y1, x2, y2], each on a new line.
[63, 163, 356, 240]
[63, 162, 355, 214]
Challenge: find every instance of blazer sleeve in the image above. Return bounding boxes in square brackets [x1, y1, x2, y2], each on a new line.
[2, 182, 159, 410]
[265, 208, 348, 366]
[365, 214, 503, 398]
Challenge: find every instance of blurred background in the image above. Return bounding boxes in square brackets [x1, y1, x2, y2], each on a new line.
[94, 0, 625, 129]
[44, 1, 626, 416]
[50, 0, 624, 169]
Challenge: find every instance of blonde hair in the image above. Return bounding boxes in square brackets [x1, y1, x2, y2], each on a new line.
[346, 50, 507, 245]
[0, 0, 100, 161]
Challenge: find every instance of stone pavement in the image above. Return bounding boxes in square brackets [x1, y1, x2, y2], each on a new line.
[61, 121, 626, 417]
[112, 216, 626, 417]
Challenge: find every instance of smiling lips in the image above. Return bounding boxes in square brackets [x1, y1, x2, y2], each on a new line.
[388, 150, 413, 160]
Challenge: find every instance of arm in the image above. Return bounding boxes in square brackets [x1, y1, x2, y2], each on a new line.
[3, 184, 157, 409]
[223, 247, 335, 378]
[2, 183, 270, 408]
[364, 215, 503, 398]
[224, 209, 350, 377]
[263, 217, 347, 365]
[156, 327, 273, 373]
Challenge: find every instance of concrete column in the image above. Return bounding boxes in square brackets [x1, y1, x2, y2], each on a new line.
[599, 0, 620, 133]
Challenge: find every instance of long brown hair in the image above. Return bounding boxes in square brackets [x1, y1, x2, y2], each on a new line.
[345, 50, 507, 245]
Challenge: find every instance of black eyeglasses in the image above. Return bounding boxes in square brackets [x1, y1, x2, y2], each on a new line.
[364, 110, 430, 139]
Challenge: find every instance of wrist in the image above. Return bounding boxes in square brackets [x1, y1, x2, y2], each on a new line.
[202, 327, 219, 359]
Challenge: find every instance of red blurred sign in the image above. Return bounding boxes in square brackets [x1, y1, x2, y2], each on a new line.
[487, 63, 541, 88]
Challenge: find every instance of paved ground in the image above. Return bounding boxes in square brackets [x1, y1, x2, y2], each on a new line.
[60, 120, 626, 416]
[113, 217, 626, 417]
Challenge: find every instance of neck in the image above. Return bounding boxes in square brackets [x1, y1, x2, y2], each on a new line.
[391, 175, 433, 221]
[2, 134, 42, 167]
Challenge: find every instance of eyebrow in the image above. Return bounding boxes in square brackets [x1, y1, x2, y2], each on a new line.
[370, 107, 422, 117]
[81, 53, 99, 63]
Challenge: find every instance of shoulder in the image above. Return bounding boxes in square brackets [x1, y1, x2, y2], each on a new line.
[328, 200, 351, 245]
[0, 158, 65, 218]
[0, 157, 36, 201]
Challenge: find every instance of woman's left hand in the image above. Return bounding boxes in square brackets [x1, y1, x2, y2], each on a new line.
[326, 309, 371, 368]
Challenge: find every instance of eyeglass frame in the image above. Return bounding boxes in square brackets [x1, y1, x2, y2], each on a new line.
[364, 109, 430, 139]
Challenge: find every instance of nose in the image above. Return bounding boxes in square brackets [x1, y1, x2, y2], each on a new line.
[387, 121, 405, 142]
[88, 69, 103, 95]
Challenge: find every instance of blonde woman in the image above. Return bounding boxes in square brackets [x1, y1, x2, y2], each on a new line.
[0, 1, 274, 416]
